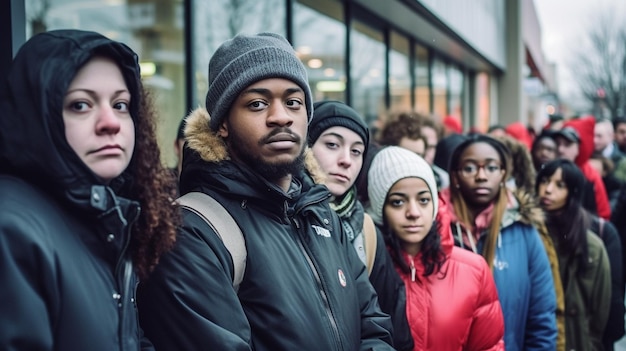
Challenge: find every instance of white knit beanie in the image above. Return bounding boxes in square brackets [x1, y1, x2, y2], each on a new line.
[367, 146, 438, 225]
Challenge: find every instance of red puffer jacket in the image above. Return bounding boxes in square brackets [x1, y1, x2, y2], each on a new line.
[397, 198, 505, 351]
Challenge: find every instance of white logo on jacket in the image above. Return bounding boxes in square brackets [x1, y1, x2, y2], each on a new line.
[493, 257, 509, 270]
[312, 225, 331, 238]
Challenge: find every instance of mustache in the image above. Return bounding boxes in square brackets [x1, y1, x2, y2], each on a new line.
[259, 127, 301, 144]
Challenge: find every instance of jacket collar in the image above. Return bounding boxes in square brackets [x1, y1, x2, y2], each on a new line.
[180, 108, 330, 214]
[182, 107, 326, 183]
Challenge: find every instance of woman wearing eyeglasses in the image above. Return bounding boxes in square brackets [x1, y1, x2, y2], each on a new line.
[441, 134, 557, 351]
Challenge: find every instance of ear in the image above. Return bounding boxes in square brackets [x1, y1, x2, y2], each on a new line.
[218, 120, 229, 138]
[450, 173, 459, 188]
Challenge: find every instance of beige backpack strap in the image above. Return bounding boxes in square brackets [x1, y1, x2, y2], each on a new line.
[362, 213, 377, 276]
[177, 192, 246, 292]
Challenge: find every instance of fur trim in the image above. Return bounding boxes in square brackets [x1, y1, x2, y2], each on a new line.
[303, 148, 326, 185]
[184, 107, 229, 162]
[512, 188, 546, 227]
[183, 107, 325, 184]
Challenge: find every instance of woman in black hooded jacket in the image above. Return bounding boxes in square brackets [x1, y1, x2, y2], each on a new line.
[0, 30, 178, 350]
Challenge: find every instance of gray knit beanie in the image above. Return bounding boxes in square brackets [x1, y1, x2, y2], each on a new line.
[367, 146, 438, 225]
[206, 32, 313, 131]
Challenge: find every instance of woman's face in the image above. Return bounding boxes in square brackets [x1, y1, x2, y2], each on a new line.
[538, 167, 569, 211]
[384, 177, 434, 256]
[311, 126, 365, 197]
[63, 56, 135, 183]
[453, 142, 505, 207]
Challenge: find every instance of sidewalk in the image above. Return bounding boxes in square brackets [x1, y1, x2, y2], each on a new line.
[616, 304, 626, 351]
[617, 334, 626, 351]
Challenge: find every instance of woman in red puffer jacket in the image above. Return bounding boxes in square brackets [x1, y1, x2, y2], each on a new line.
[367, 146, 505, 350]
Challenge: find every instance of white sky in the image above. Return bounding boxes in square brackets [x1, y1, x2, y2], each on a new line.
[534, 0, 626, 106]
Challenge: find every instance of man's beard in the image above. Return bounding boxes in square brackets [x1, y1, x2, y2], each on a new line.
[228, 127, 306, 181]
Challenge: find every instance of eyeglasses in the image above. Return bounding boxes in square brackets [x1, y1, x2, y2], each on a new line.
[457, 161, 503, 178]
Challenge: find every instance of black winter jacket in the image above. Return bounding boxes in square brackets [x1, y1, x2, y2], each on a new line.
[591, 217, 626, 348]
[138, 108, 394, 351]
[336, 196, 413, 350]
[0, 30, 152, 350]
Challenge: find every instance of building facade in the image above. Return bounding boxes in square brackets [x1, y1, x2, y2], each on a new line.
[2, 0, 554, 167]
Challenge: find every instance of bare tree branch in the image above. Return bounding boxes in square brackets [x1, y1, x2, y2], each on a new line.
[569, 7, 626, 118]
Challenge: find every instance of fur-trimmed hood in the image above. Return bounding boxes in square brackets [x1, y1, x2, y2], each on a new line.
[181, 107, 325, 186]
[505, 188, 546, 229]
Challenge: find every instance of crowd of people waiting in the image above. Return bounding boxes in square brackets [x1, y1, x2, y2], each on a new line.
[1, 28, 624, 351]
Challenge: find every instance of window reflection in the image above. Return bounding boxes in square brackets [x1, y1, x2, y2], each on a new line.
[432, 57, 447, 120]
[448, 65, 464, 122]
[477, 72, 491, 132]
[25, 0, 185, 168]
[350, 20, 385, 130]
[389, 32, 410, 111]
[192, 0, 286, 108]
[22, 0, 479, 165]
[294, 0, 346, 102]
[414, 44, 430, 115]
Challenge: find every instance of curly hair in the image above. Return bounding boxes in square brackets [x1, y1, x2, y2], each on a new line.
[121, 87, 180, 280]
[376, 111, 425, 146]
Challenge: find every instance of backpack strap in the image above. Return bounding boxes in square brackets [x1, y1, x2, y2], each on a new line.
[177, 192, 246, 292]
[362, 213, 377, 276]
[598, 217, 605, 237]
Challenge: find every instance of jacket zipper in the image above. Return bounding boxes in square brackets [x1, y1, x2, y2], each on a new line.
[291, 215, 343, 351]
[114, 205, 139, 351]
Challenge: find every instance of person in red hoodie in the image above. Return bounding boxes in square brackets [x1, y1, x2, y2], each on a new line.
[553, 116, 611, 220]
[505, 121, 534, 150]
[367, 146, 505, 351]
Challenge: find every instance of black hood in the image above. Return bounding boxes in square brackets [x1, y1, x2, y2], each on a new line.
[0, 30, 141, 208]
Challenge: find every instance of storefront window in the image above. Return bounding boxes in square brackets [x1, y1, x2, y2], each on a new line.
[448, 64, 464, 123]
[432, 57, 448, 120]
[294, 0, 346, 102]
[350, 19, 385, 129]
[389, 31, 410, 111]
[476, 72, 491, 132]
[414, 43, 430, 114]
[25, 0, 185, 168]
[192, 0, 286, 108]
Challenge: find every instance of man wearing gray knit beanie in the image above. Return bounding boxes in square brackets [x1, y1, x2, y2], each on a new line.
[206, 32, 314, 132]
[138, 32, 395, 351]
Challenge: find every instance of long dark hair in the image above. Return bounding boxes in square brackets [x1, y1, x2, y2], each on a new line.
[536, 159, 590, 269]
[384, 219, 446, 278]
[125, 87, 179, 280]
[448, 134, 511, 270]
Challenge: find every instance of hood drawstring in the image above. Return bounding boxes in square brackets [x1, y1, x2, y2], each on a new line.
[455, 222, 478, 254]
[405, 252, 417, 282]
